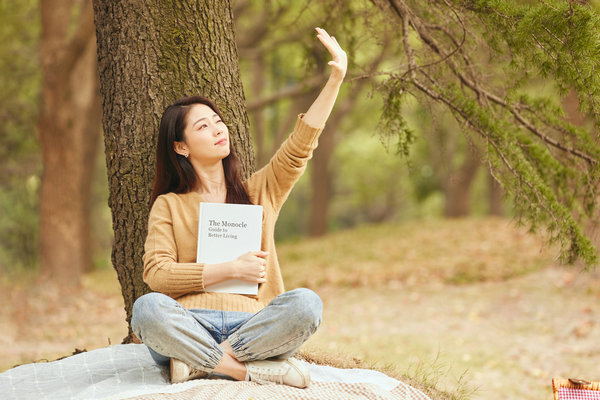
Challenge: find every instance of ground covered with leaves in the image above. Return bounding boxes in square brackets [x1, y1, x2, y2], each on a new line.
[1, 217, 599, 400]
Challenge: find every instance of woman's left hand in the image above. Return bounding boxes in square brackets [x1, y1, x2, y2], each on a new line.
[316, 27, 347, 84]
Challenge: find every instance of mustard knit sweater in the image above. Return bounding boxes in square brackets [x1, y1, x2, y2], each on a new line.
[142, 115, 323, 313]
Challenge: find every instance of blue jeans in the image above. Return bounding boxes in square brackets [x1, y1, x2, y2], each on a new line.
[131, 288, 322, 373]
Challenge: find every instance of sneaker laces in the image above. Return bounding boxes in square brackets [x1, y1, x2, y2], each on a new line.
[247, 362, 290, 385]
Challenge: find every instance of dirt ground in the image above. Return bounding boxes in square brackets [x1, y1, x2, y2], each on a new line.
[1, 262, 599, 399]
[305, 266, 600, 399]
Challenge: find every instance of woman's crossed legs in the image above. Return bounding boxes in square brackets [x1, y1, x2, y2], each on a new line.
[131, 288, 322, 383]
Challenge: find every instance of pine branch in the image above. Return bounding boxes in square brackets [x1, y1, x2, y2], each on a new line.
[472, 1, 600, 126]
[371, 0, 600, 264]
[402, 2, 597, 164]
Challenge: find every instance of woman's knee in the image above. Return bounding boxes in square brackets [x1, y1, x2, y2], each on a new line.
[286, 288, 323, 329]
[131, 292, 173, 336]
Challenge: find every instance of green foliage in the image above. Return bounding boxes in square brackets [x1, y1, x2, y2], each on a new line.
[378, 79, 415, 156]
[478, 0, 600, 121]
[445, 79, 596, 264]
[371, 0, 600, 265]
[0, 0, 41, 273]
[0, 0, 40, 177]
[472, 1, 600, 264]
[0, 176, 39, 272]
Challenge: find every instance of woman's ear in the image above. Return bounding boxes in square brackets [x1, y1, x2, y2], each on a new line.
[174, 141, 189, 158]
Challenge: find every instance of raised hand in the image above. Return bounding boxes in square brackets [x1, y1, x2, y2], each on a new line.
[315, 27, 347, 83]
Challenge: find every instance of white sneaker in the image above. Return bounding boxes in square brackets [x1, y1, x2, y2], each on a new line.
[245, 358, 310, 388]
[170, 358, 208, 384]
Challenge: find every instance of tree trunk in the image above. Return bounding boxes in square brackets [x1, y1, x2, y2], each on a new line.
[92, 0, 252, 340]
[39, 0, 101, 286]
[308, 117, 335, 236]
[563, 89, 587, 126]
[308, 67, 383, 236]
[443, 146, 480, 217]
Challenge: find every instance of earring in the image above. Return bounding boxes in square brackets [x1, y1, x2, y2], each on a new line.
[184, 153, 189, 158]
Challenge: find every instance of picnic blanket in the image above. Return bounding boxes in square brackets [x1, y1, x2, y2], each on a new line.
[0, 344, 432, 400]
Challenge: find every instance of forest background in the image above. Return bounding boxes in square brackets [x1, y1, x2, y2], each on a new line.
[2, 1, 600, 399]
[1, 0, 515, 277]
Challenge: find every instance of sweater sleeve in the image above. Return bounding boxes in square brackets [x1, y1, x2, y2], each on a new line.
[247, 114, 324, 211]
[142, 196, 205, 298]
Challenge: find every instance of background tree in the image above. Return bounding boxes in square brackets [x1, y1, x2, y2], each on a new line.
[38, 0, 101, 286]
[92, 0, 252, 339]
[410, 103, 484, 218]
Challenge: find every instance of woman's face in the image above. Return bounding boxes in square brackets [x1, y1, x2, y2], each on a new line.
[178, 103, 230, 164]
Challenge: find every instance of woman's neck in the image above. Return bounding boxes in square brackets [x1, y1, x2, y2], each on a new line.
[192, 160, 227, 203]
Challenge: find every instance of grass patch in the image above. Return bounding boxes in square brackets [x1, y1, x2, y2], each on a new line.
[278, 217, 554, 289]
[297, 347, 469, 400]
[82, 267, 123, 297]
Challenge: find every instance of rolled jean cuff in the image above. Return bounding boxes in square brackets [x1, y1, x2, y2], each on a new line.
[227, 332, 251, 362]
[202, 345, 225, 372]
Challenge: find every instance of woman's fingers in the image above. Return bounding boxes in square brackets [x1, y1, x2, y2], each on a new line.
[316, 28, 342, 53]
[316, 29, 337, 55]
[315, 27, 347, 78]
[251, 252, 268, 278]
[332, 36, 342, 52]
[257, 264, 267, 282]
[316, 36, 335, 56]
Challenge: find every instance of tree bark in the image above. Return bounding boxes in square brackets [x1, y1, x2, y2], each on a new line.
[92, 0, 252, 340]
[39, 0, 101, 286]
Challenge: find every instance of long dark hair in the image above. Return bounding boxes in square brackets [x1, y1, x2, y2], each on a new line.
[150, 95, 252, 206]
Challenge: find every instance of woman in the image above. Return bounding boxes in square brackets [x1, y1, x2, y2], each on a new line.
[131, 27, 346, 388]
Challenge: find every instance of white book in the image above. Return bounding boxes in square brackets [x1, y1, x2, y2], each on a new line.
[196, 202, 263, 295]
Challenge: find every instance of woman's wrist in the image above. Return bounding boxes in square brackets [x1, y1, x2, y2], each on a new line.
[226, 260, 239, 280]
[203, 260, 238, 286]
[326, 73, 344, 87]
